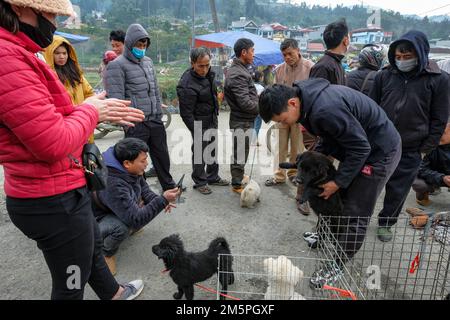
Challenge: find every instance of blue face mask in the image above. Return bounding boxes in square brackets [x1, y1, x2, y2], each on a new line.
[132, 47, 146, 59]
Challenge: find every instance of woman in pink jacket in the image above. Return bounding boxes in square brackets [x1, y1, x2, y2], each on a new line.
[0, 0, 145, 300]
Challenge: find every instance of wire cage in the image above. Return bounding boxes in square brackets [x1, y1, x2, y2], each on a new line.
[217, 212, 450, 300]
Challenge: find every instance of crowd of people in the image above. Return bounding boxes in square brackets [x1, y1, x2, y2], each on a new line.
[1, 0, 450, 300]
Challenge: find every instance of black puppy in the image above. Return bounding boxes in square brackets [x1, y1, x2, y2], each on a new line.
[152, 234, 235, 300]
[280, 151, 343, 217]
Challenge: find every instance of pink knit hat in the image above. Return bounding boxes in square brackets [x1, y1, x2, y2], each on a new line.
[4, 0, 74, 16]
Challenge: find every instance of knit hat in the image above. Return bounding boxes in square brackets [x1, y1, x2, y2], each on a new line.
[4, 0, 74, 16]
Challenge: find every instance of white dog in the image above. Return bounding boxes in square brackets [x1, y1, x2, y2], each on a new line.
[240, 179, 261, 208]
[263, 256, 306, 300]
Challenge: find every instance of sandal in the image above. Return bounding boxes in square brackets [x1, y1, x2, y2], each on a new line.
[406, 207, 427, 217]
[265, 178, 284, 187]
[197, 185, 212, 195]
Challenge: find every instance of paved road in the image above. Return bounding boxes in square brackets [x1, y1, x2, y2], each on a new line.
[1, 113, 448, 300]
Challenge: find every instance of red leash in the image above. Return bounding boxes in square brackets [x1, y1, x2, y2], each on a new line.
[161, 269, 241, 300]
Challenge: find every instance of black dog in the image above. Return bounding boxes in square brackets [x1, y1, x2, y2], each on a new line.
[152, 234, 235, 300]
[280, 151, 343, 217]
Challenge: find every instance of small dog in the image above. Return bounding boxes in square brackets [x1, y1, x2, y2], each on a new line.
[152, 234, 235, 300]
[240, 179, 261, 208]
[280, 151, 343, 217]
[263, 255, 306, 300]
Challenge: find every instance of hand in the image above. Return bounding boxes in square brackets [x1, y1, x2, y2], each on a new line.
[443, 176, 450, 187]
[319, 181, 340, 200]
[164, 203, 177, 214]
[163, 188, 181, 203]
[85, 92, 145, 127]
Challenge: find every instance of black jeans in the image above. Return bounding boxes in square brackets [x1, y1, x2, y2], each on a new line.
[6, 187, 119, 300]
[191, 126, 220, 188]
[378, 150, 423, 227]
[125, 118, 176, 191]
[98, 214, 130, 257]
[331, 144, 402, 262]
[230, 120, 255, 187]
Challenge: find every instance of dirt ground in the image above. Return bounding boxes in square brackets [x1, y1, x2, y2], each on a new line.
[1, 113, 449, 300]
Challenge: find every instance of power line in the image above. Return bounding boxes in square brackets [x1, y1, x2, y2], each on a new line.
[418, 3, 450, 16]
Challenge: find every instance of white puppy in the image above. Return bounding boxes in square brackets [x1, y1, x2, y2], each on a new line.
[240, 179, 261, 208]
[263, 256, 306, 300]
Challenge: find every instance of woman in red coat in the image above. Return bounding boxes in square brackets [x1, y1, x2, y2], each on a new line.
[0, 0, 145, 300]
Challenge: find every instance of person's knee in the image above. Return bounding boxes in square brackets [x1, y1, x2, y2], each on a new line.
[412, 179, 429, 194]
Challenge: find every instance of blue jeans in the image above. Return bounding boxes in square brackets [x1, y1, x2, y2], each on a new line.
[98, 214, 130, 257]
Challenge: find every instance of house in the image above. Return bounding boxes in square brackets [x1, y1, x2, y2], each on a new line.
[307, 42, 325, 56]
[271, 23, 290, 42]
[351, 28, 385, 45]
[229, 17, 259, 34]
[258, 24, 274, 39]
[308, 25, 327, 41]
[290, 27, 314, 51]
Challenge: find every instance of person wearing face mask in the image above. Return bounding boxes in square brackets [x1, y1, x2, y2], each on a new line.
[309, 19, 349, 85]
[0, 0, 146, 300]
[44, 35, 95, 142]
[105, 24, 178, 192]
[369, 30, 450, 242]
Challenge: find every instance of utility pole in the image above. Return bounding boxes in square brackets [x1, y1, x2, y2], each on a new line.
[191, 0, 196, 49]
[208, 0, 226, 67]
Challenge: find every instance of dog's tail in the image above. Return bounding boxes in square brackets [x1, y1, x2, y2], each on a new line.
[209, 237, 231, 253]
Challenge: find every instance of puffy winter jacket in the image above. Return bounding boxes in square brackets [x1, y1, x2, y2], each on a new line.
[105, 24, 162, 120]
[224, 58, 259, 122]
[0, 27, 98, 198]
[369, 30, 450, 154]
[94, 148, 168, 230]
[346, 67, 378, 96]
[177, 68, 219, 132]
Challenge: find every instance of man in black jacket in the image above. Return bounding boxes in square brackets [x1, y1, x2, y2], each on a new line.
[411, 123, 450, 206]
[224, 38, 259, 193]
[369, 30, 450, 242]
[177, 47, 229, 195]
[309, 19, 348, 85]
[93, 138, 179, 275]
[259, 78, 401, 288]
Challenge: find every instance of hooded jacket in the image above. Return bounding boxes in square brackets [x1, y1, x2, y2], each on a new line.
[177, 68, 219, 132]
[295, 78, 401, 189]
[369, 30, 450, 154]
[44, 35, 94, 106]
[0, 27, 98, 198]
[105, 24, 162, 120]
[94, 147, 168, 230]
[224, 58, 259, 122]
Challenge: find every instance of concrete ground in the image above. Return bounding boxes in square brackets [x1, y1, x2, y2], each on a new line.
[1, 112, 449, 300]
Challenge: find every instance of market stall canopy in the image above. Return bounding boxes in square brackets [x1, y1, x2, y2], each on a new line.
[55, 31, 90, 44]
[195, 31, 283, 66]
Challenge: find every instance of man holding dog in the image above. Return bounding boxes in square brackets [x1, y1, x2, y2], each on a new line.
[259, 78, 401, 288]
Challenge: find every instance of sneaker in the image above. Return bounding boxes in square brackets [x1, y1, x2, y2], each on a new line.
[297, 201, 311, 216]
[118, 280, 144, 300]
[377, 226, 393, 242]
[104, 255, 117, 276]
[209, 178, 230, 186]
[310, 261, 343, 289]
[144, 168, 157, 179]
[232, 186, 244, 194]
[303, 232, 319, 249]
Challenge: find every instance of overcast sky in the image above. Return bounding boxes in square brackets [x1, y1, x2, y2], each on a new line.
[290, 0, 450, 16]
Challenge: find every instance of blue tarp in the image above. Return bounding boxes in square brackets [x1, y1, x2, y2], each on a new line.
[195, 31, 283, 66]
[55, 31, 90, 44]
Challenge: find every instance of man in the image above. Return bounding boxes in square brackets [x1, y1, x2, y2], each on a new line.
[265, 38, 314, 216]
[409, 122, 450, 208]
[93, 138, 179, 275]
[106, 24, 177, 191]
[224, 38, 259, 193]
[259, 78, 401, 287]
[369, 30, 450, 242]
[309, 19, 348, 85]
[110, 30, 125, 56]
[177, 47, 230, 195]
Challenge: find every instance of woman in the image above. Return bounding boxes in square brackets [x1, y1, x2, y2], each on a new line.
[0, 0, 147, 300]
[44, 35, 95, 142]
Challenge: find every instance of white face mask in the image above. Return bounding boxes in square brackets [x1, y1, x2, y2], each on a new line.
[395, 58, 418, 72]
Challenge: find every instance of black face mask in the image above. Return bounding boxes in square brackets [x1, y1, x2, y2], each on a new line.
[19, 11, 56, 48]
